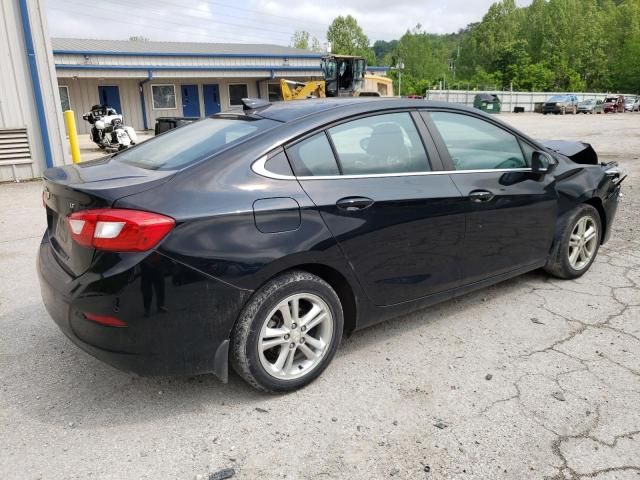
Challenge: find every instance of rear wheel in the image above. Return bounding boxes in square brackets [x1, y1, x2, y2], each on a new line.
[544, 204, 601, 279]
[230, 271, 343, 393]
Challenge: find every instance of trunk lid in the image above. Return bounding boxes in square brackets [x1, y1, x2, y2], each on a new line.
[42, 156, 174, 277]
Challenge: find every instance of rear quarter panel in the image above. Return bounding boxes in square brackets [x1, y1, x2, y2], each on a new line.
[114, 138, 361, 294]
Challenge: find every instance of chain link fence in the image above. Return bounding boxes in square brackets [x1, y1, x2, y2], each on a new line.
[425, 89, 630, 113]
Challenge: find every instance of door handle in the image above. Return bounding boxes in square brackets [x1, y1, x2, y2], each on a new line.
[469, 190, 494, 203]
[336, 196, 374, 211]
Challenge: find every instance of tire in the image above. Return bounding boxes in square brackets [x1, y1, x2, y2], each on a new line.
[230, 270, 344, 393]
[544, 204, 602, 280]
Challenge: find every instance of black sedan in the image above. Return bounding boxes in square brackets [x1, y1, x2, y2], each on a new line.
[38, 98, 626, 392]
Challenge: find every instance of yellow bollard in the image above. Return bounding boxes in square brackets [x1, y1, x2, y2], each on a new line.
[63, 110, 81, 164]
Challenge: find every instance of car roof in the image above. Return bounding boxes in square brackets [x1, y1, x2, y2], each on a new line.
[252, 97, 472, 122]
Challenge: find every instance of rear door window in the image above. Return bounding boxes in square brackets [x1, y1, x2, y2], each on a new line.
[286, 133, 340, 176]
[427, 112, 527, 171]
[327, 113, 430, 175]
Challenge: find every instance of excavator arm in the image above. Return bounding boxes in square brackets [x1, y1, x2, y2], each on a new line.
[279, 79, 326, 101]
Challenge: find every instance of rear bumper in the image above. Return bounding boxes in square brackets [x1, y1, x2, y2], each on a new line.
[602, 185, 622, 244]
[37, 233, 251, 380]
[543, 105, 563, 113]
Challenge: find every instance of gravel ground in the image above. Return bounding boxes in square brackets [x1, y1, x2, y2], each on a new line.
[0, 113, 638, 480]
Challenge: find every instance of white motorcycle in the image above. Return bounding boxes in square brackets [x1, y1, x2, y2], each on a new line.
[82, 105, 137, 151]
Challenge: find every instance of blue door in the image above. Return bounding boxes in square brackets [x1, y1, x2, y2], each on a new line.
[181, 85, 201, 117]
[98, 86, 122, 114]
[203, 84, 221, 116]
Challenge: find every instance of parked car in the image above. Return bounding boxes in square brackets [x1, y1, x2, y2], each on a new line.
[603, 95, 625, 113]
[542, 94, 579, 115]
[577, 99, 604, 114]
[38, 98, 626, 393]
[473, 93, 501, 114]
[624, 97, 637, 112]
[634, 97, 640, 111]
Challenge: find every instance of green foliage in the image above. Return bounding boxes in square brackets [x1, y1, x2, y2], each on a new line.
[452, 0, 639, 92]
[323, 1, 640, 93]
[372, 40, 398, 65]
[327, 15, 375, 63]
[291, 30, 322, 52]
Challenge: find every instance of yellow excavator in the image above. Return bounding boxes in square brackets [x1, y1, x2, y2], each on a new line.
[280, 55, 367, 101]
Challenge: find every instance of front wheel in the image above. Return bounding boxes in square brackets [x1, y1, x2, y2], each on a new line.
[231, 271, 344, 393]
[544, 204, 601, 280]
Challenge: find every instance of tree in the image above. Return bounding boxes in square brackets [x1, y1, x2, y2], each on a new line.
[327, 15, 375, 63]
[291, 30, 322, 52]
[372, 40, 398, 65]
[366, 0, 640, 92]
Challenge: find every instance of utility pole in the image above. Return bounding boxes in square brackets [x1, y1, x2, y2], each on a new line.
[392, 60, 404, 97]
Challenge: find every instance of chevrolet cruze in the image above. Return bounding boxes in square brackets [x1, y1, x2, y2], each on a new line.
[38, 98, 625, 392]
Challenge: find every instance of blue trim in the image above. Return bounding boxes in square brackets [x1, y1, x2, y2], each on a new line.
[55, 64, 322, 72]
[368, 66, 390, 72]
[53, 49, 324, 59]
[19, 0, 54, 169]
[139, 70, 153, 130]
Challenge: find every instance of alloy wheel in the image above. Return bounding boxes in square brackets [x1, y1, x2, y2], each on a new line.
[568, 216, 598, 271]
[258, 293, 334, 380]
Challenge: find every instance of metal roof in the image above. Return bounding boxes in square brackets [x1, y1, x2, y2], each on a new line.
[51, 38, 323, 58]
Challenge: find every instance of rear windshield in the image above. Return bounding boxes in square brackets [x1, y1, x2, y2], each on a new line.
[548, 95, 568, 102]
[115, 117, 277, 170]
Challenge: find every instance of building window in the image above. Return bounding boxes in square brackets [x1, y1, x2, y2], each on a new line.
[229, 84, 249, 106]
[268, 83, 283, 102]
[59, 86, 70, 112]
[151, 84, 177, 110]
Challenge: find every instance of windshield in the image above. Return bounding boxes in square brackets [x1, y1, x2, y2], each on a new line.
[322, 58, 338, 81]
[605, 97, 617, 102]
[580, 100, 594, 105]
[115, 117, 277, 170]
[548, 95, 568, 102]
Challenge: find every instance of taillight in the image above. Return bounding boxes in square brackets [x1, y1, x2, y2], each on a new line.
[83, 312, 128, 328]
[67, 209, 175, 252]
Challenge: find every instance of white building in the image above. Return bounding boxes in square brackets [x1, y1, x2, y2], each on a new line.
[54, 39, 379, 135]
[0, 0, 66, 181]
[1, 10, 390, 181]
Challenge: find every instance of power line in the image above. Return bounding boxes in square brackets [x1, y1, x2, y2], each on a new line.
[48, 4, 295, 44]
[51, 0, 399, 43]
[53, 0, 295, 41]
[143, 0, 330, 38]
[154, 0, 400, 39]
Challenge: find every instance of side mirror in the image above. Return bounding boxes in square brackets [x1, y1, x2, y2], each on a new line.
[532, 151, 556, 173]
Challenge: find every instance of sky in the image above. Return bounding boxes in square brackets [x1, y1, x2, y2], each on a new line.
[45, 0, 533, 46]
